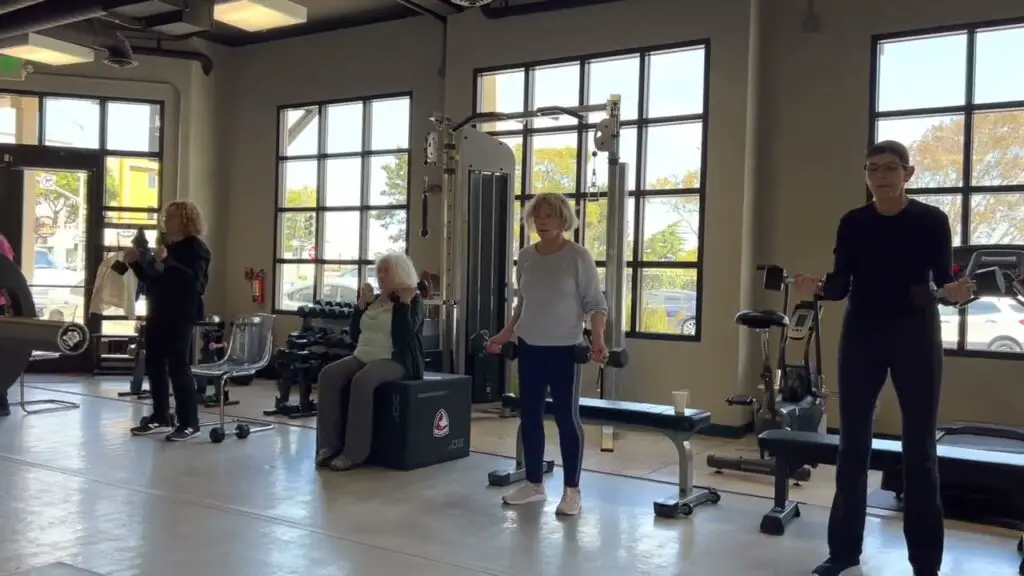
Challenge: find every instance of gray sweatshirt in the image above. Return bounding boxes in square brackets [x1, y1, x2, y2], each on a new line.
[515, 242, 609, 346]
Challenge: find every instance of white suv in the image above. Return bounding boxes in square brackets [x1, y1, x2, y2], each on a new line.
[940, 297, 1024, 353]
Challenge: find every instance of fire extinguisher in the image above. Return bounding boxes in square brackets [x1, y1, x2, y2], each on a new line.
[245, 267, 265, 305]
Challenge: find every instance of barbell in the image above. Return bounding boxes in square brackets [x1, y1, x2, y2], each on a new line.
[0, 254, 90, 397]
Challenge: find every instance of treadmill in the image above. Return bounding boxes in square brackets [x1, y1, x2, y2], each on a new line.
[934, 245, 1024, 453]
[880, 245, 1024, 543]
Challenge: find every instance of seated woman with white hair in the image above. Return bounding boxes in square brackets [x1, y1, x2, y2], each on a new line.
[315, 251, 425, 471]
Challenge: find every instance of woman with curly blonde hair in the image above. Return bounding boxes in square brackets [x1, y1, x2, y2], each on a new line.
[127, 200, 212, 441]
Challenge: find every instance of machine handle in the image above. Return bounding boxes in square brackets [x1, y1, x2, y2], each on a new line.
[420, 185, 429, 238]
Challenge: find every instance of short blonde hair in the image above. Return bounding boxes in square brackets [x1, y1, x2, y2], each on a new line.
[165, 200, 206, 237]
[377, 251, 419, 289]
[523, 193, 578, 233]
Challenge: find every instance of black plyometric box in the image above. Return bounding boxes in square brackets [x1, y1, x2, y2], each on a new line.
[368, 372, 472, 471]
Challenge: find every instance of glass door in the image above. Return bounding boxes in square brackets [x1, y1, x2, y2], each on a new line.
[0, 145, 103, 372]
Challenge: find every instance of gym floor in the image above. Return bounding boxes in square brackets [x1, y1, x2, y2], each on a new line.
[1, 377, 1019, 576]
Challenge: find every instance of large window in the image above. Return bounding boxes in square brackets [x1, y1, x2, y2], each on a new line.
[0, 93, 163, 335]
[871, 21, 1024, 357]
[474, 42, 709, 340]
[274, 94, 411, 312]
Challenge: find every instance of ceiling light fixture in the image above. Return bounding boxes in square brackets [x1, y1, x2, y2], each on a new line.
[214, 0, 308, 32]
[0, 33, 94, 66]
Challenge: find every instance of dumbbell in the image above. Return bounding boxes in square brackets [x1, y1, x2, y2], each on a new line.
[470, 330, 518, 360]
[573, 344, 630, 367]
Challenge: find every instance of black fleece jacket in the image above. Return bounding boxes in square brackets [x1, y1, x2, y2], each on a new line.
[350, 292, 425, 380]
[129, 235, 211, 326]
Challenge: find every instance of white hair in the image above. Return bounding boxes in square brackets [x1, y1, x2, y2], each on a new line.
[523, 193, 578, 233]
[377, 251, 419, 288]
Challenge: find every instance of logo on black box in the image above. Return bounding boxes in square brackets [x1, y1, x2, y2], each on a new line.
[433, 409, 450, 438]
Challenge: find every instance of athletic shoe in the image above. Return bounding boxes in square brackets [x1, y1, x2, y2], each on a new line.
[555, 487, 582, 516]
[0, 394, 10, 417]
[811, 558, 860, 575]
[165, 426, 200, 442]
[131, 420, 172, 436]
[501, 482, 546, 505]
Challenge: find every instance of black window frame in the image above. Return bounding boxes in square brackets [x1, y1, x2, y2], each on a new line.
[271, 91, 413, 314]
[472, 40, 711, 342]
[2, 89, 166, 330]
[869, 17, 1024, 360]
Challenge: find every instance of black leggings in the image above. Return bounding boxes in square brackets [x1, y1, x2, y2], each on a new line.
[146, 321, 199, 429]
[828, 310, 944, 572]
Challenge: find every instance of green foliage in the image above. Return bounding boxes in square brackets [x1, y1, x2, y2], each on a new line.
[37, 169, 121, 228]
[372, 154, 409, 254]
[906, 110, 1024, 244]
[282, 186, 316, 256]
[640, 306, 668, 333]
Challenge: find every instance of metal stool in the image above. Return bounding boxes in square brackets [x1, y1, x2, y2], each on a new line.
[20, 351, 81, 414]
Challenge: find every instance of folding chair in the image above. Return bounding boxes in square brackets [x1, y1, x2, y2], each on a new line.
[193, 313, 275, 443]
[19, 351, 81, 414]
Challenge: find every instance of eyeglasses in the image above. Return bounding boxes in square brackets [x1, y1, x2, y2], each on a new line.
[864, 162, 907, 173]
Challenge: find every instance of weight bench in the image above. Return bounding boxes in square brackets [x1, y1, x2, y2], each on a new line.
[491, 396, 720, 518]
[758, 429, 1024, 536]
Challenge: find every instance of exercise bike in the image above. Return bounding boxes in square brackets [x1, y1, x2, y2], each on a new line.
[706, 264, 827, 482]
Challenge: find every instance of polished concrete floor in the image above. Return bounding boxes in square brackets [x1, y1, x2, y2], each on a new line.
[1, 380, 1020, 576]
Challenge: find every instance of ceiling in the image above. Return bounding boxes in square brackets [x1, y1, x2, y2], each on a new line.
[204, 0, 463, 47]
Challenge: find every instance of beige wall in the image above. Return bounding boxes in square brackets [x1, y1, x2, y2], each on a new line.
[218, 17, 445, 339]
[21, 0, 1024, 435]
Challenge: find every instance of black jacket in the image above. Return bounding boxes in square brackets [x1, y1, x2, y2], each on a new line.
[130, 235, 211, 327]
[350, 292, 425, 380]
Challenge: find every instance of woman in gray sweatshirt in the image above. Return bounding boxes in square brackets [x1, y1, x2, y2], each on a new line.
[487, 192, 608, 516]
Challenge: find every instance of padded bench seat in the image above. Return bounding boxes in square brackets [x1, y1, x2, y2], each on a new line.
[757, 429, 1024, 536]
[493, 394, 718, 518]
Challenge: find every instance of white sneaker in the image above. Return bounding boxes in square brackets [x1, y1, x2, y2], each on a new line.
[501, 482, 546, 505]
[555, 487, 582, 516]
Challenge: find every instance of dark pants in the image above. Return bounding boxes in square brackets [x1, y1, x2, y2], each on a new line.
[829, 309, 944, 572]
[146, 320, 199, 429]
[0, 303, 6, 411]
[518, 339, 584, 488]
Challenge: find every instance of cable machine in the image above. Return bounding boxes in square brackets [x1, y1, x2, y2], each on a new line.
[421, 96, 628, 417]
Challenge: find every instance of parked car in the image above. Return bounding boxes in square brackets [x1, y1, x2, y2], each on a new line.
[940, 297, 1024, 353]
[647, 290, 698, 335]
[280, 267, 378, 311]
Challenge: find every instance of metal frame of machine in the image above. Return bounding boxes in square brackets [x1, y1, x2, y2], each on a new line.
[422, 96, 629, 428]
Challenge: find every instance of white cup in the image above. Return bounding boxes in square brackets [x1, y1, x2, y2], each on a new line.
[672, 390, 690, 413]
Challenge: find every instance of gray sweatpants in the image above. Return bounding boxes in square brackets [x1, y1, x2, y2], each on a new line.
[316, 355, 405, 464]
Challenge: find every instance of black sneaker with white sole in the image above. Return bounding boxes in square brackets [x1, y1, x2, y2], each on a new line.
[131, 420, 172, 436]
[165, 426, 200, 442]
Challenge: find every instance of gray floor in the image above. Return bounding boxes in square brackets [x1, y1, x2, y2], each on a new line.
[0, 386, 1020, 576]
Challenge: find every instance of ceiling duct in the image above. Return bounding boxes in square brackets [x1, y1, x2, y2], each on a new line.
[479, 0, 624, 19]
[0, 1, 157, 40]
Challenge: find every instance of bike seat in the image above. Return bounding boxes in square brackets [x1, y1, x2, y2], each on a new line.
[735, 309, 790, 330]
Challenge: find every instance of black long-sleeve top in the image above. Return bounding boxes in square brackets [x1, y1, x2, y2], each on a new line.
[821, 199, 954, 318]
[129, 235, 211, 326]
[350, 293, 425, 380]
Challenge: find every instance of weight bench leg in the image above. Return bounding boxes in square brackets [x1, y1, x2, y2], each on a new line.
[487, 421, 555, 487]
[653, 430, 720, 518]
[19, 372, 79, 415]
[759, 456, 801, 535]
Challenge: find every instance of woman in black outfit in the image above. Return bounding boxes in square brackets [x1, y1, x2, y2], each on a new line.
[127, 200, 211, 442]
[796, 141, 974, 576]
